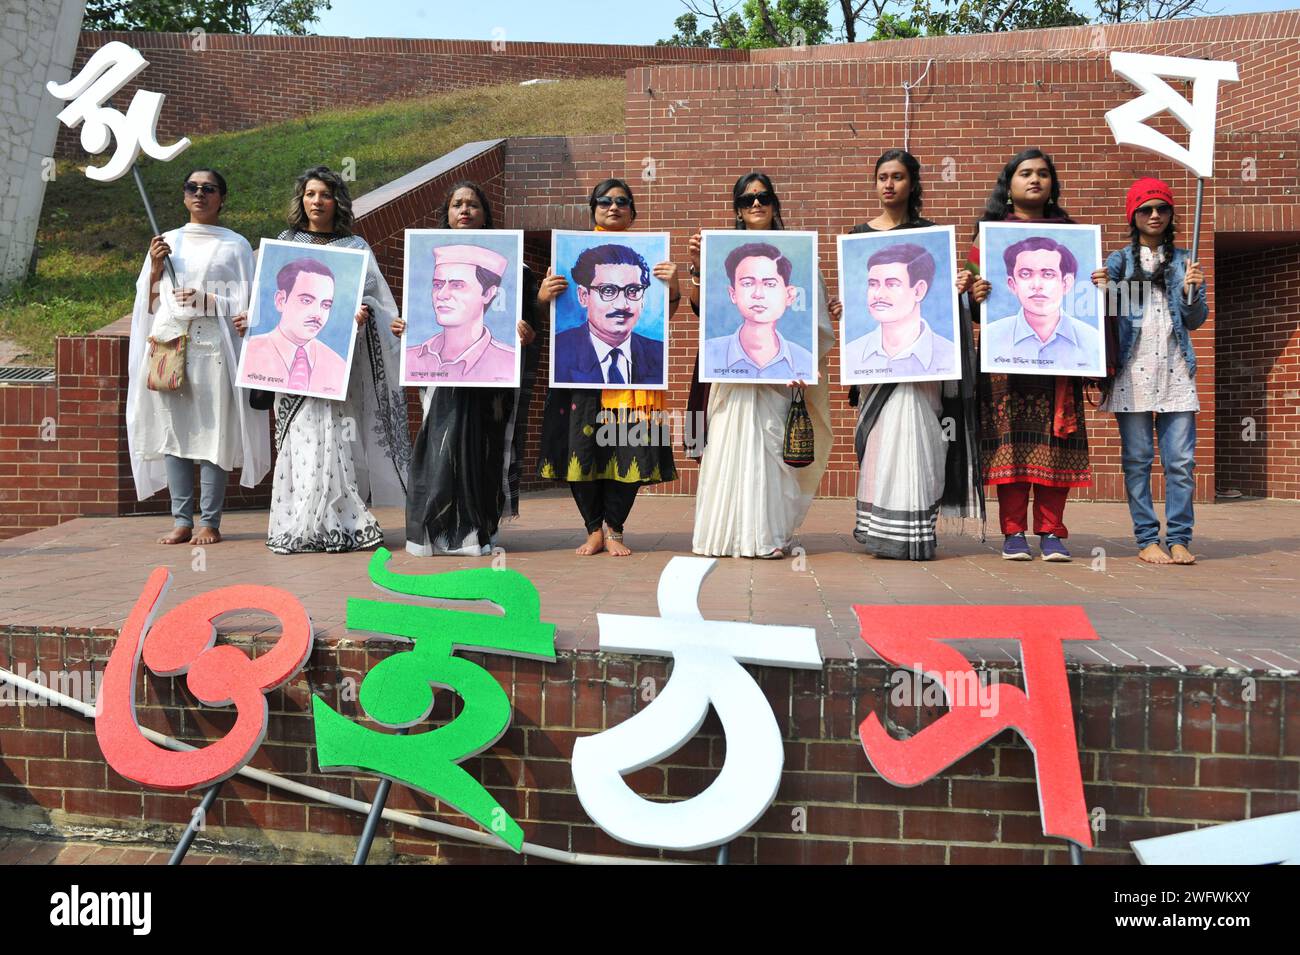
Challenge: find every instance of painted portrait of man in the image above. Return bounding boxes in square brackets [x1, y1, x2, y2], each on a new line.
[983, 235, 1101, 371]
[405, 244, 515, 383]
[552, 243, 663, 386]
[844, 242, 955, 378]
[703, 241, 813, 381]
[240, 257, 348, 394]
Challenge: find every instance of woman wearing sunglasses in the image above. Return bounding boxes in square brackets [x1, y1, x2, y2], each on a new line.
[125, 168, 270, 546]
[389, 181, 542, 556]
[537, 178, 681, 556]
[687, 172, 837, 559]
[1088, 178, 1206, 565]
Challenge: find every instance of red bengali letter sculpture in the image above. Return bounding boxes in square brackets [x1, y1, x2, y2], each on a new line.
[96, 568, 313, 792]
[855, 605, 1098, 848]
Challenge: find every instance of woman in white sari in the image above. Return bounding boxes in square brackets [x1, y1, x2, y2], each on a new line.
[235, 166, 410, 554]
[689, 173, 838, 559]
[849, 149, 984, 560]
[126, 168, 270, 545]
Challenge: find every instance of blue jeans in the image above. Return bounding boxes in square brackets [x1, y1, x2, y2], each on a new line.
[1115, 411, 1196, 548]
[165, 454, 228, 530]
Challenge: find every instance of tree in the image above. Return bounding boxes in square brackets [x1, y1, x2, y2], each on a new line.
[666, 0, 1210, 45]
[83, 0, 333, 35]
[1095, 0, 1219, 23]
[657, 12, 716, 47]
[673, 0, 833, 49]
[919, 0, 1088, 36]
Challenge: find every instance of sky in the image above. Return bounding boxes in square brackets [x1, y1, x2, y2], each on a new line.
[313, 0, 1300, 44]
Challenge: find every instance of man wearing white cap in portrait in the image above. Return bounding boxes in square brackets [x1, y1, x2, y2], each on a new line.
[406, 243, 515, 382]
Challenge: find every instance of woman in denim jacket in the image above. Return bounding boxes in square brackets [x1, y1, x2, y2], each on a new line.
[1090, 178, 1207, 565]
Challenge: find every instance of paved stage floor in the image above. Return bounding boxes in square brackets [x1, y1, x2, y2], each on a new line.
[0, 493, 1297, 671]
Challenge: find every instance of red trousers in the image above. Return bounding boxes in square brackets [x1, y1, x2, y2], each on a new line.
[996, 482, 1070, 538]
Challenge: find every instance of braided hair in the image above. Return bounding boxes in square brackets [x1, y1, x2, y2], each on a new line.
[1127, 216, 1177, 290]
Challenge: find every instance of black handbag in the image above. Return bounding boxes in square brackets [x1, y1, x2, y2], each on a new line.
[248, 388, 275, 411]
[782, 388, 815, 468]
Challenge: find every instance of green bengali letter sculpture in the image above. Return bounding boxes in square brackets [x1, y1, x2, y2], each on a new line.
[312, 548, 556, 851]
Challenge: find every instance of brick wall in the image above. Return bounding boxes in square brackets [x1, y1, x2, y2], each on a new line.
[606, 13, 1300, 501]
[55, 32, 745, 156]
[0, 332, 273, 541]
[1, 628, 1296, 863]
[1215, 242, 1300, 498]
[15, 11, 1300, 544]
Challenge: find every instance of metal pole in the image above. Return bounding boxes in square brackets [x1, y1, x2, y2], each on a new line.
[168, 782, 222, 865]
[1185, 177, 1205, 306]
[131, 162, 177, 286]
[353, 727, 409, 866]
[715, 841, 730, 865]
[1069, 842, 1085, 865]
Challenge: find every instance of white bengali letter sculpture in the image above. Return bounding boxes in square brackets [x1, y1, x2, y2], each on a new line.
[1105, 51, 1239, 302]
[571, 557, 823, 851]
[1132, 810, 1300, 865]
[1105, 52, 1239, 181]
[46, 40, 191, 183]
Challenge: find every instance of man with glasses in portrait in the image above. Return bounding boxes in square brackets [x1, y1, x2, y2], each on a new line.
[553, 243, 663, 386]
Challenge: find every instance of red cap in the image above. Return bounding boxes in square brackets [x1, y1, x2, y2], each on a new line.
[1126, 178, 1175, 224]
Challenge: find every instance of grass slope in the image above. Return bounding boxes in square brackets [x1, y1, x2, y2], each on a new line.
[1, 78, 624, 363]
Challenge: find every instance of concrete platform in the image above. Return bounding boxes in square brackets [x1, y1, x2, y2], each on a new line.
[1, 493, 1296, 673]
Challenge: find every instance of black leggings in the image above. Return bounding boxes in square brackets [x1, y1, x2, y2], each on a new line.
[570, 480, 640, 534]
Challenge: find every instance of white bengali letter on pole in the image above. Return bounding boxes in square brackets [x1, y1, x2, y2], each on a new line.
[1105, 51, 1239, 180]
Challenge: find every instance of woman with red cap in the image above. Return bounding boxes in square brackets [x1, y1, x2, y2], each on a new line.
[1089, 178, 1207, 565]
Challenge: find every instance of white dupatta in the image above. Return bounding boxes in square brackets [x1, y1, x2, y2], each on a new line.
[274, 230, 411, 507]
[125, 224, 271, 500]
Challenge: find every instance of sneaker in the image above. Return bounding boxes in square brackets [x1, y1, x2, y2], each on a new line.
[1001, 533, 1032, 560]
[1040, 534, 1072, 562]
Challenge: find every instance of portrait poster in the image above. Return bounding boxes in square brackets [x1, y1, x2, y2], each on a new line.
[699, 230, 819, 385]
[549, 230, 670, 391]
[978, 222, 1106, 378]
[235, 239, 368, 400]
[837, 225, 962, 385]
[399, 229, 524, 388]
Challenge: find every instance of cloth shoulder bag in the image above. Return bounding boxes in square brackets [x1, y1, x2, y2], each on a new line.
[146, 333, 187, 391]
[782, 387, 815, 468]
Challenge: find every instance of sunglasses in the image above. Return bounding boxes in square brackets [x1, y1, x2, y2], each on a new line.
[184, 182, 221, 196]
[737, 191, 775, 208]
[1136, 203, 1173, 218]
[594, 195, 632, 209]
[587, 283, 648, 302]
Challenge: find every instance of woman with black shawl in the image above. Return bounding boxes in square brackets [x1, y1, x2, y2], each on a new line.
[390, 182, 542, 556]
[849, 149, 985, 560]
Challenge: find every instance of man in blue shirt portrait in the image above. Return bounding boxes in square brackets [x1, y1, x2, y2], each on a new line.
[843, 242, 955, 378]
[553, 243, 664, 386]
[983, 235, 1100, 372]
[703, 241, 813, 380]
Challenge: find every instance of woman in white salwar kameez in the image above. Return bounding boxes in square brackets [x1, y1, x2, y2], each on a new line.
[689, 173, 838, 559]
[236, 166, 410, 554]
[126, 168, 270, 545]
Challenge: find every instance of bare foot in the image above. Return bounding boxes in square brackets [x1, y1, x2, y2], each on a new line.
[1138, 542, 1173, 564]
[159, 526, 192, 545]
[605, 535, 632, 557]
[1170, 543, 1197, 565]
[575, 530, 605, 556]
[192, 526, 222, 545]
